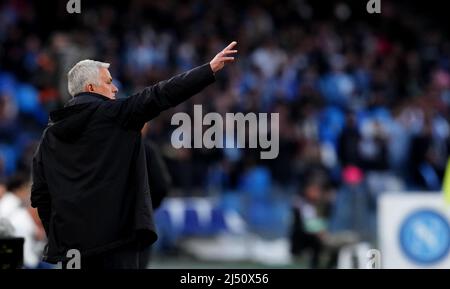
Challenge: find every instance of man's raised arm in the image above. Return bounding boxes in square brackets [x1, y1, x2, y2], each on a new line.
[111, 41, 237, 129]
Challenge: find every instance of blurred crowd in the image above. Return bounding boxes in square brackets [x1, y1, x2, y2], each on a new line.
[1, 0, 450, 268]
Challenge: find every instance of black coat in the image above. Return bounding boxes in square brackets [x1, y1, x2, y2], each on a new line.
[144, 140, 172, 210]
[30, 63, 215, 263]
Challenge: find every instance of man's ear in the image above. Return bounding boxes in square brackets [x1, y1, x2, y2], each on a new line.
[86, 84, 94, 92]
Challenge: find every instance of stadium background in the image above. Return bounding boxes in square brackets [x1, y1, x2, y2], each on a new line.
[1, 0, 450, 268]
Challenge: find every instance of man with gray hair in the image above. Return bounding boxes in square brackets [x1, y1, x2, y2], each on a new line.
[30, 41, 237, 269]
[67, 60, 117, 99]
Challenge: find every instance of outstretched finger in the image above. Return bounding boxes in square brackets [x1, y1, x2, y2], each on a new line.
[221, 57, 235, 62]
[223, 41, 237, 51]
[222, 50, 238, 55]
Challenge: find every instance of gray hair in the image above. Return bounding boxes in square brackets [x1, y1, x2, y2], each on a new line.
[67, 60, 110, 97]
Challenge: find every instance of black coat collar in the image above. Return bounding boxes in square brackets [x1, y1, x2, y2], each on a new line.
[66, 92, 112, 107]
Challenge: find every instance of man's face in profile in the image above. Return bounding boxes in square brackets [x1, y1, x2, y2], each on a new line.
[90, 67, 118, 99]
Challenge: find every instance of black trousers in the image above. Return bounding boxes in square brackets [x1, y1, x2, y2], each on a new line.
[62, 241, 151, 270]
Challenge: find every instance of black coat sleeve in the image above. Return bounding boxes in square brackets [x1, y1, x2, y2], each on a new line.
[30, 143, 51, 235]
[109, 63, 215, 129]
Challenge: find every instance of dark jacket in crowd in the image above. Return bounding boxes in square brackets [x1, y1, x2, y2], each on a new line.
[30, 63, 215, 263]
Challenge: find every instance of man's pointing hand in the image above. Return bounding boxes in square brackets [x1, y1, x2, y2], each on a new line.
[209, 41, 238, 73]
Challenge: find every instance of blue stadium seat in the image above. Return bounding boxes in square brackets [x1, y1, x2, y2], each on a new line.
[319, 106, 345, 146]
[208, 207, 228, 233]
[15, 84, 39, 114]
[0, 72, 16, 95]
[0, 145, 18, 176]
[182, 207, 203, 236]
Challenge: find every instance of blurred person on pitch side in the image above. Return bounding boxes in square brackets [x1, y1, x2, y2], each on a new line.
[0, 173, 44, 268]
